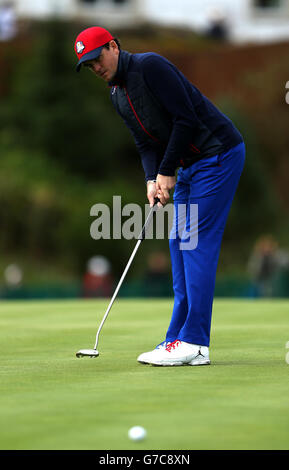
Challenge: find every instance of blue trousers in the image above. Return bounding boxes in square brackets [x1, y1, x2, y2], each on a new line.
[166, 142, 245, 347]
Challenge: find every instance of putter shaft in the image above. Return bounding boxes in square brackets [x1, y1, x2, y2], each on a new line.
[93, 201, 158, 350]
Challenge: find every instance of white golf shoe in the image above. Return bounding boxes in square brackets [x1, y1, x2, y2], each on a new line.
[150, 340, 210, 366]
[137, 341, 171, 365]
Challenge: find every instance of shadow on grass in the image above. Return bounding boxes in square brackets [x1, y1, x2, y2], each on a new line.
[212, 360, 282, 366]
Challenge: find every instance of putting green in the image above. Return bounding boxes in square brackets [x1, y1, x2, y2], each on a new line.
[0, 298, 288, 450]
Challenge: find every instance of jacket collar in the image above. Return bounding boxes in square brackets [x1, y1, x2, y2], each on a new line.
[109, 50, 132, 87]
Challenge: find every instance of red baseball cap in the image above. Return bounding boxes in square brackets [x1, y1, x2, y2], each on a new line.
[74, 26, 114, 72]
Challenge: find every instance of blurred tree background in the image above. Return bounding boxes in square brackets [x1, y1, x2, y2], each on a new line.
[0, 19, 288, 297]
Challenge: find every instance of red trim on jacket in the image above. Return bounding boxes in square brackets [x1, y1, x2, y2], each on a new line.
[124, 88, 159, 143]
[190, 143, 201, 153]
[125, 88, 201, 167]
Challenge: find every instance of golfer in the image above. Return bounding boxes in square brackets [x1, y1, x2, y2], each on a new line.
[74, 27, 245, 366]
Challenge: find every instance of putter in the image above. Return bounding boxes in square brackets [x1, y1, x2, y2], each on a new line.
[76, 198, 160, 358]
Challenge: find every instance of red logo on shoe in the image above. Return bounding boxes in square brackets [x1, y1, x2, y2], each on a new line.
[165, 340, 181, 352]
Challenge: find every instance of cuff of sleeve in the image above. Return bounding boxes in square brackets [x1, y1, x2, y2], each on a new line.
[145, 175, 157, 182]
[157, 166, 176, 176]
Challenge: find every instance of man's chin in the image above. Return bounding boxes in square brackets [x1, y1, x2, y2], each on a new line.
[101, 72, 111, 82]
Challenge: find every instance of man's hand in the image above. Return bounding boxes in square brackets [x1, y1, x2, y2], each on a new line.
[156, 174, 176, 206]
[147, 181, 157, 207]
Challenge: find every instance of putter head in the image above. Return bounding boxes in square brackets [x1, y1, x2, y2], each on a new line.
[76, 349, 99, 358]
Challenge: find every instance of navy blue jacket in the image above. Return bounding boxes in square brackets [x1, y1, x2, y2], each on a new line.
[109, 50, 243, 181]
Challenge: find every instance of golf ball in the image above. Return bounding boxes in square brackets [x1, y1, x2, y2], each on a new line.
[128, 426, 147, 441]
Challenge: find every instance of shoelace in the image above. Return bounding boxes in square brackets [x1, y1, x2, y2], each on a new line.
[165, 340, 181, 352]
[156, 341, 170, 349]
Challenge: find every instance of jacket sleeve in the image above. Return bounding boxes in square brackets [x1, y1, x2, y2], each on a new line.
[140, 54, 199, 176]
[135, 137, 162, 182]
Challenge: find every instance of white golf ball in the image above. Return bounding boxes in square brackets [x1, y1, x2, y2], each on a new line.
[128, 426, 147, 441]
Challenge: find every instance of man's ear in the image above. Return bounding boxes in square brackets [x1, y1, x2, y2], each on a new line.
[110, 40, 118, 50]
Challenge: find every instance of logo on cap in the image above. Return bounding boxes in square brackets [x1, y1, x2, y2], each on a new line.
[76, 41, 85, 54]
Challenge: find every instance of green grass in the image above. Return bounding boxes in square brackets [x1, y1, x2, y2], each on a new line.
[0, 298, 288, 450]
